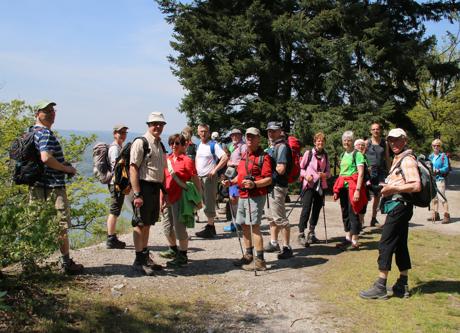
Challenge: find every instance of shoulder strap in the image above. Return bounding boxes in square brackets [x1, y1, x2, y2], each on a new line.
[167, 158, 187, 189]
[258, 152, 265, 170]
[304, 150, 313, 169]
[352, 150, 357, 168]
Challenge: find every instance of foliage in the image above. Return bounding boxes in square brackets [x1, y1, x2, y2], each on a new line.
[408, 27, 460, 154]
[0, 100, 106, 271]
[158, 0, 459, 146]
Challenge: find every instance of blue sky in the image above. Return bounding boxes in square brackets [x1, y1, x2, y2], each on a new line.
[0, 1, 457, 134]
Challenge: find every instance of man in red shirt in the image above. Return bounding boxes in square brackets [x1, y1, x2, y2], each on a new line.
[223, 127, 272, 271]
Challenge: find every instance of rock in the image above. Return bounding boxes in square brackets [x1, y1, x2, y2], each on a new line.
[112, 283, 125, 290]
[111, 289, 122, 298]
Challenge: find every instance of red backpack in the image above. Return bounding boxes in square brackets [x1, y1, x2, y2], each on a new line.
[286, 135, 301, 183]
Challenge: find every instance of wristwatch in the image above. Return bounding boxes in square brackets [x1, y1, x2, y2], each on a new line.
[133, 192, 142, 198]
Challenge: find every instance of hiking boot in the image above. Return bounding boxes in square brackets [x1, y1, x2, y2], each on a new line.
[442, 213, 450, 224]
[166, 252, 188, 268]
[264, 241, 281, 253]
[195, 224, 216, 239]
[427, 212, 440, 222]
[242, 258, 267, 271]
[223, 224, 236, 232]
[307, 231, 319, 244]
[277, 246, 294, 259]
[159, 248, 177, 259]
[132, 259, 155, 276]
[359, 282, 388, 300]
[370, 217, 379, 227]
[391, 279, 410, 298]
[297, 234, 309, 247]
[62, 258, 84, 275]
[233, 254, 253, 267]
[144, 251, 164, 271]
[106, 235, 126, 249]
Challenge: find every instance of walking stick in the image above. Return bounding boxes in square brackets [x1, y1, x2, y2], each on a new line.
[286, 186, 308, 219]
[322, 195, 328, 244]
[247, 196, 257, 276]
[228, 200, 244, 256]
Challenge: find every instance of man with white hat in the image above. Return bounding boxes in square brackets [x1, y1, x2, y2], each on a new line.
[360, 128, 420, 300]
[130, 112, 167, 275]
[105, 124, 129, 249]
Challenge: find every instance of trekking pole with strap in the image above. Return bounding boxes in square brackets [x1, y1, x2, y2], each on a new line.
[247, 195, 257, 276]
[228, 201, 244, 256]
[286, 185, 308, 219]
[322, 194, 328, 243]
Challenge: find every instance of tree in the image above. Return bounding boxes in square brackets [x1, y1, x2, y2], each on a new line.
[408, 25, 460, 153]
[158, 0, 459, 149]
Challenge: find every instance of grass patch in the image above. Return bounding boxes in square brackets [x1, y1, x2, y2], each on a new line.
[0, 269, 226, 333]
[316, 229, 460, 333]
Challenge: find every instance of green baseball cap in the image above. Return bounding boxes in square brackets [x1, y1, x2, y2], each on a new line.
[35, 100, 56, 111]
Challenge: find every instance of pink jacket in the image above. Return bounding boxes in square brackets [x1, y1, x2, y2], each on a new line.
[300, 148, 331, 190]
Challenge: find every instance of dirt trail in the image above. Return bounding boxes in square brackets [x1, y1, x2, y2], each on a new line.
[72, 164, 460, 332]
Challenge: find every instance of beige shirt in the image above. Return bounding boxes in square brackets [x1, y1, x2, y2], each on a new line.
[130, 131, 166, 182]
[387, 149, 419, 187]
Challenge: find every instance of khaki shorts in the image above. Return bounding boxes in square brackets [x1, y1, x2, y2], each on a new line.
[267, 186, 289, 227]
[29, 186, 71, 230]
[433, 179, 448, 204]
[236, 196, 266, 225]
[161, 201, 188, 241]
[200, 175, 217, 218]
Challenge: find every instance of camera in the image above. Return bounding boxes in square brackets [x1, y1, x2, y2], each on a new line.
[224, 166, 238, 179]
[244, 175, 255, 181]
[131, 207, 144, 227]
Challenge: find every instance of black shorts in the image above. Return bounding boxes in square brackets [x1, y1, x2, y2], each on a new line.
[132, 181, 161, 227]
[108, 184, 124, 216]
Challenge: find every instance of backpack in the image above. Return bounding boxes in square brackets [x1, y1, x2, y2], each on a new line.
[113, 137, 166, 195]
[274, 136, 301, 184]
[441, 153, 451, 178]
[92, 142, 113, 184]
[391, 153, 438, 208]
[9, 127, 44, 185]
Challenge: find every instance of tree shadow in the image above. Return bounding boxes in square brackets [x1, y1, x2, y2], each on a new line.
[413, 280, 460, 295]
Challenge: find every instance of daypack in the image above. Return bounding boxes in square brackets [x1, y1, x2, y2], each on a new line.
[113, 137, 166, 195]
[440, 153, 451, 178]
[92, 142, 113, 184]
[9, 127, 44, 185]
[391, 153, 437, 208]
[274, 136, 301, 183]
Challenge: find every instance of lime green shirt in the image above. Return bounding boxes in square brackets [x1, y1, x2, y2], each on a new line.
[340, 151, 365, 176]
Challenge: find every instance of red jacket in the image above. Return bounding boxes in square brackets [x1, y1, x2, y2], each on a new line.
[333, 174, 368, 214]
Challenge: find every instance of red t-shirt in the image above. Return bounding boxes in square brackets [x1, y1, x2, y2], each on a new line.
[237, 149, 272, 198]
[165, 154, 197, 204]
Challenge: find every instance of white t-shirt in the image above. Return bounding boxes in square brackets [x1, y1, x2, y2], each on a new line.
[195, 140, 225, 177]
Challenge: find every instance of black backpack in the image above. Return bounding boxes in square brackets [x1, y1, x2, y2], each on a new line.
[113, 137, 166, 195]
[9, 127, 44, 185]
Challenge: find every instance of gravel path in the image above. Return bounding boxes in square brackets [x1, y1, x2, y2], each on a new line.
[71, 164, 460, 332]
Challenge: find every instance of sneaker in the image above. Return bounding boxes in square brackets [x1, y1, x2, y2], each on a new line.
[391, 279, 410, 298]
[370, 217, 380, 227]
[159, 248, 177, 259]
[144, 251, 164, 271]
[427, 212, 440, 221]
[278, 246, 293, 259]
[223, 224, 236, 232]
[62, 258, 84, 275]
[195, 224, 216, 239]
[297, 234, 309, 247]
[335, 239, 351, 249]
[307, 231, 319, 244]
[132, 259, 155, 276]
[264, 241, 281, 253]
[359, 282, 388, 300]
[442, 213, 450, 224]
[233, 254, 253, 267]
[242, 258, 267, 271]
[166, 252, 188, 268]
[106, 236, 126, 249]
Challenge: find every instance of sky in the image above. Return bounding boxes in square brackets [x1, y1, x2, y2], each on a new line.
[0, 1, 458, 134]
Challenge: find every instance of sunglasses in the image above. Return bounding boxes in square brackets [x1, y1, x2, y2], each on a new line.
[171, 141, 182, 146]
[432, 145, 440, 147]
[148, 122, 165, 127]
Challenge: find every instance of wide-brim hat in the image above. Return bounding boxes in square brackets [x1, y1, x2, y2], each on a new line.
[146, 112, 167, 124]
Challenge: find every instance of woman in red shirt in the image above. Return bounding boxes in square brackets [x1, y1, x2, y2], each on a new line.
[160, 134, 202, 267]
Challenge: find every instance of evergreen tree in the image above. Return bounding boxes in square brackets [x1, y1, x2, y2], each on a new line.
[158, 0, 459, 146]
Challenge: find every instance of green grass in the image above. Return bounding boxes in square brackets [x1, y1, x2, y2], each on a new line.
[316, 229, 460, 333]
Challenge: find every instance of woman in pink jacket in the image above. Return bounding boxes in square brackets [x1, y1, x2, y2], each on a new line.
[297, 132, 331, 247]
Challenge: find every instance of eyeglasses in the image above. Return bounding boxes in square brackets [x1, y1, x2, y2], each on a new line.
[148, 122, 165, 127]
[171, 141, 182, 146]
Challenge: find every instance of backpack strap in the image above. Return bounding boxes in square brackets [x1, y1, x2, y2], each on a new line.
[303, 150, 313, 170]
[167, 158, 187, 190]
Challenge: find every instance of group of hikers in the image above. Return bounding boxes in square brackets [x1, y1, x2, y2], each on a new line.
[25, 100, 452, 300]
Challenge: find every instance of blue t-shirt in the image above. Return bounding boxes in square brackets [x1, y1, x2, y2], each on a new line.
[33, 125, 66, 187]
[267, 140, 289, 188]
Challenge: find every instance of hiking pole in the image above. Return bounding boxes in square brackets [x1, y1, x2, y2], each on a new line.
[247, 195, 257, 276]
[322, 195, 328, 244]
[286, 186, 307, 219]
[228, 200, 244, 256]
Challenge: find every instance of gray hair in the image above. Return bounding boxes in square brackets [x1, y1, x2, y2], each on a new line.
[342, 130, 354, 141]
